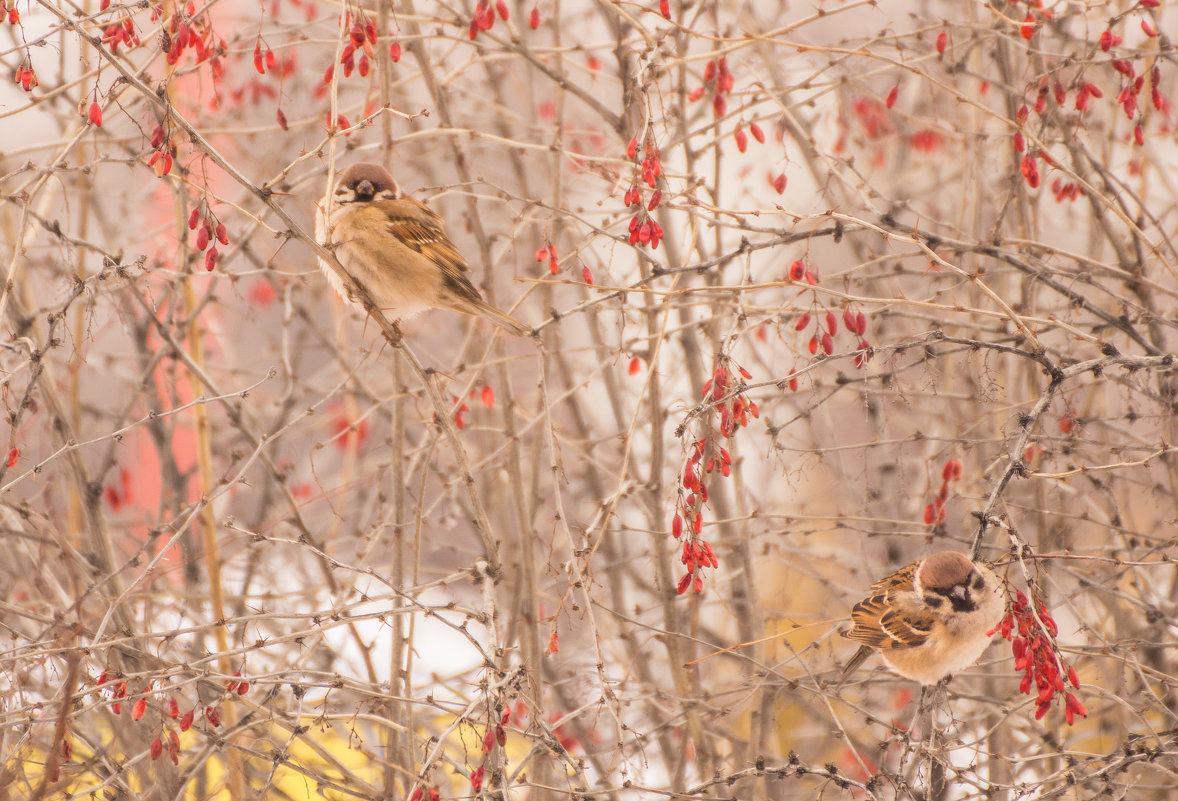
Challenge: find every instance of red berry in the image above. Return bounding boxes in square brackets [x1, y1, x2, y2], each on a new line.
[885, 86, 898, 108]
[88, 101, 103, 126]
[529, 7, 540, 28]
[1020, 12, 1036, 40]
[935, 31, 947, 54]
[749, 122, 765, 143]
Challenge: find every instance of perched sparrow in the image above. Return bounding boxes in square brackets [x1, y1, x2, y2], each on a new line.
[841, 551, 1005, 685]
[315, 162, 528, 336]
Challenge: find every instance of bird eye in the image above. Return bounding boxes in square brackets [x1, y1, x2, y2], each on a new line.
[972, 575, 984, 591]
[924, 595, 944, 608]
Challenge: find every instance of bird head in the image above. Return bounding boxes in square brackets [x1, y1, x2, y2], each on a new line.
[334, 162, 400, 203]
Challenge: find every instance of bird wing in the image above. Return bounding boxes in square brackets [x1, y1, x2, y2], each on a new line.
[842, 560, 934, 650]
[377, 200, 487, 306]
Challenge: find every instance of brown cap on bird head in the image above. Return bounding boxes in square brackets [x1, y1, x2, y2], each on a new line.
[917, 551, 974, 592]
[336, 162, 398, 200]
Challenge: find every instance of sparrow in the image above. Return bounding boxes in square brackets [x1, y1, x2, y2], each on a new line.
[315, 162, 529, 336]
[840, 551, 1005, 685]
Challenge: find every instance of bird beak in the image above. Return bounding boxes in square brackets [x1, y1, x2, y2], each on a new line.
[951, 585, 967, 600]
[357, 180, 375, 198]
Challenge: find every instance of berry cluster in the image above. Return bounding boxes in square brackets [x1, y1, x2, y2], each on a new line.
[535, 242, 559, 275]
[317, 12, 401, 103]
[1011, 4, 1167, 192]
[14, 63, 37, 91]
[156, 2, 223, 67]
[923, 458, 962, 526]
[146, 122, 177, 176]
[339, 15, 377, 77]
[100, 15, 139, 52]
[990, 589, 1087, 724]
[670, 361, 759, 594]
[689, 56, 735, 117]
[623, 137, 665, 249]
[78, 669, 249, 776]
[188, 202, 230, 271]
[468, 0, 510, 40]
[788, 260, 873, 367]
[470, 706, 512, 790]
[252, 40, 277, 75]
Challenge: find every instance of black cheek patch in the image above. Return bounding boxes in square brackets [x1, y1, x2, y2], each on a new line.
[924, 595, 944, 608]
[949, 595, 977, 613]
[972, 575, 984, 591]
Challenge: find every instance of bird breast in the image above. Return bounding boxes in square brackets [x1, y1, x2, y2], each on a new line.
[317, 202, 442, 319]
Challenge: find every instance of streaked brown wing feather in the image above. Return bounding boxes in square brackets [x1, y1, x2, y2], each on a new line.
[381, 203, 485, 306]
[842, 559, 926, 649]
[869, 560, 918, 595]
[844, 593, 893, 647]
[878, 606, 934, 649]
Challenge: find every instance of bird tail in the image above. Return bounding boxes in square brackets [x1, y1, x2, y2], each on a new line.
[837, 644, 874, 688]
[472, 300, 530, 337]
